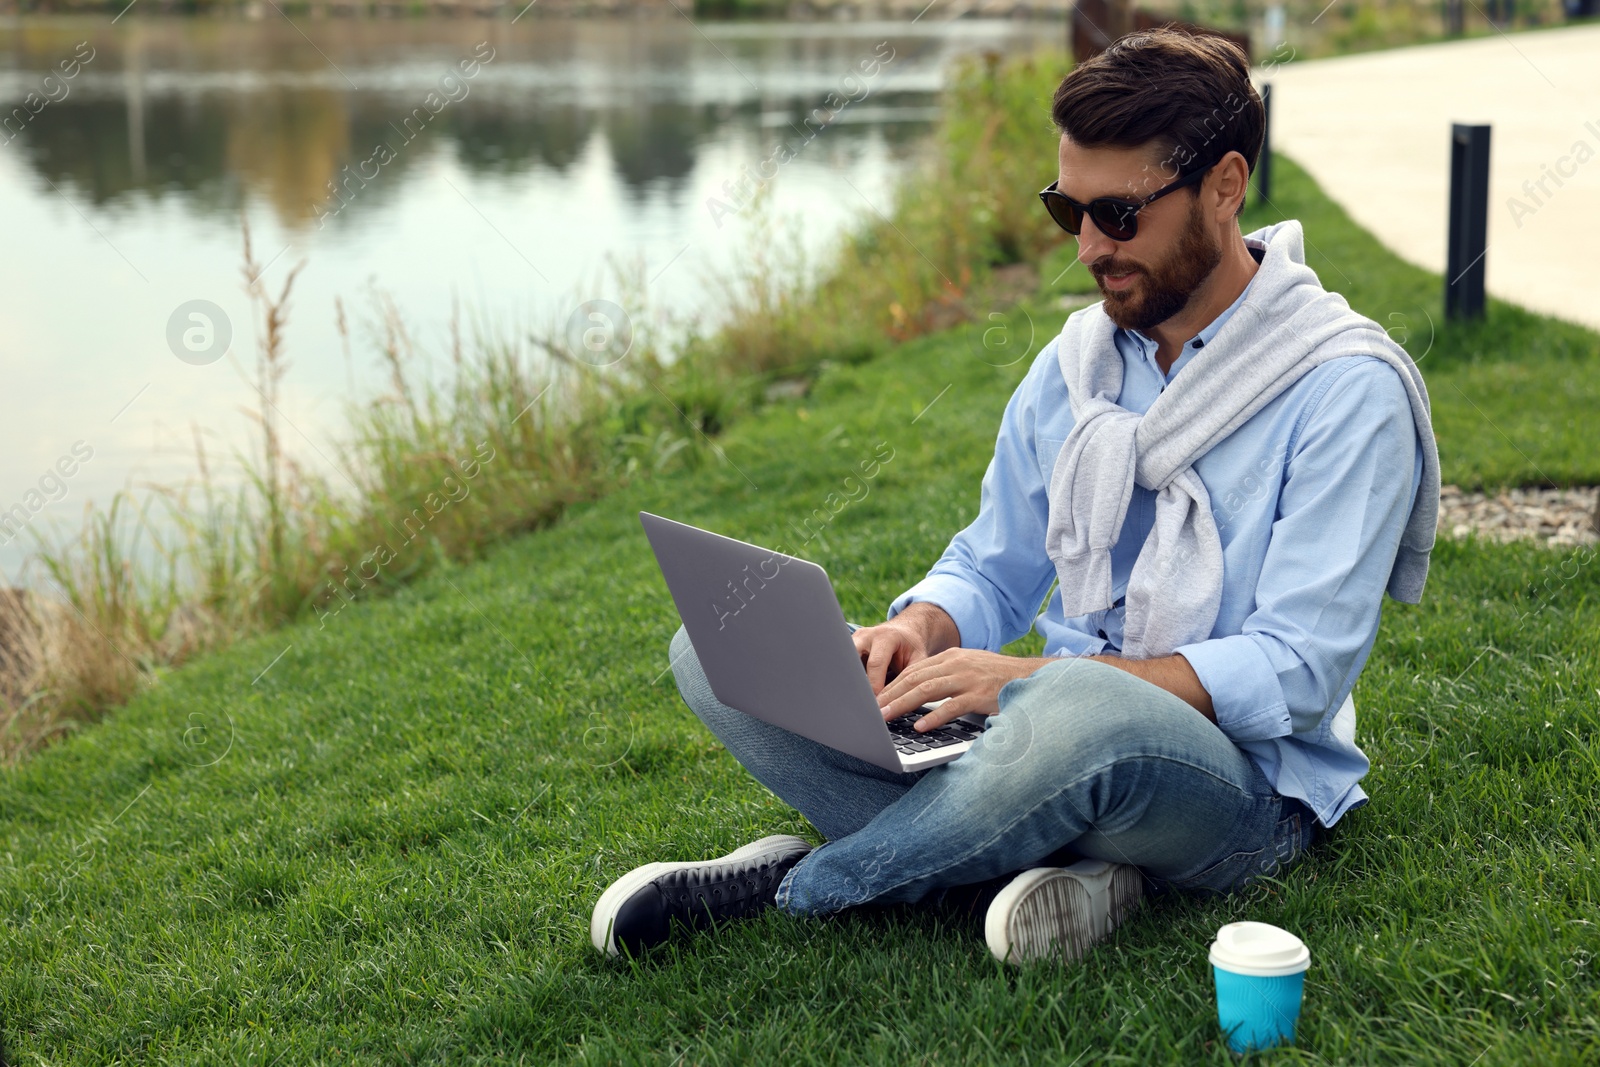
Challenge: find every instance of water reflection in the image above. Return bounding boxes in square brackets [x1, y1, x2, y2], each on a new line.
[0, 16, 1065, 576]
[5, 18, 1018, 219]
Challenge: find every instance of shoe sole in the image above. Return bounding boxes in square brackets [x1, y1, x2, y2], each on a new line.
[590, 834, 813, 957]
[984, 859, 1144, 967]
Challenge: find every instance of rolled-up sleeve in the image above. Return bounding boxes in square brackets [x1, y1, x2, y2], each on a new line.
[888, 344, 1061, 651]
[1176, 358, 1422, 742]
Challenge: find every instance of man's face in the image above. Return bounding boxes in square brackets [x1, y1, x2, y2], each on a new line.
[1057, 136, 1223, 334]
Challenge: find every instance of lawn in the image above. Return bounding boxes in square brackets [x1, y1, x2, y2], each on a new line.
[2, 153, 1598, 1063]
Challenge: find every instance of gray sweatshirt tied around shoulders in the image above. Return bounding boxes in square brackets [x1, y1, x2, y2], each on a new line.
[1043, 218, 1441, 660]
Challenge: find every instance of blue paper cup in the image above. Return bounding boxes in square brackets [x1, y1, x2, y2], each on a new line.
[1209, 922, 1310, 1054]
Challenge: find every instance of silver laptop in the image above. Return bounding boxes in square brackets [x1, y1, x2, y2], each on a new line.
[640, 511, 986, 772]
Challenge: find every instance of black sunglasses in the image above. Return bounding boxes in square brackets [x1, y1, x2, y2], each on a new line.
[1039, 162, 1215, 241]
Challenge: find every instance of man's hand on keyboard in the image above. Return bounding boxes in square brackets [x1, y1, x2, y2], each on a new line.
[875, 649, 1053, 732]
[851, 602, 959, 694]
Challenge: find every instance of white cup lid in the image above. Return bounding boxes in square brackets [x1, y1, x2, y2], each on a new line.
[1208, 921, 1311, 977]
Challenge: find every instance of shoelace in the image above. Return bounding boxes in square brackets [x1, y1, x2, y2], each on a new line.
[653, 855, 793, 922]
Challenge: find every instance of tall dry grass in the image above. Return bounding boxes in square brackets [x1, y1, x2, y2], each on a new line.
[0, 52, 1077, 762]
[700, 51, 1071, 375]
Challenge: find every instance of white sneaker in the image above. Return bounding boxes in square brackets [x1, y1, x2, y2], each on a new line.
[984, 859, 1145, 966]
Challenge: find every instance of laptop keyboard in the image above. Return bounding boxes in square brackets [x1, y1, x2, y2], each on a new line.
[886, 709, 983, 754]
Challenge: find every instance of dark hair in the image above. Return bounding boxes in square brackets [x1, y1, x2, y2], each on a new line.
[1051, 28, 1263, 216]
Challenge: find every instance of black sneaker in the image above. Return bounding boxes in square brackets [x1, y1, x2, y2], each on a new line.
[590, 834, 813, 957]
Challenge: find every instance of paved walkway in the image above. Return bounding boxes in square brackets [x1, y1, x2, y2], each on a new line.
[1252, 24, 1600, 333]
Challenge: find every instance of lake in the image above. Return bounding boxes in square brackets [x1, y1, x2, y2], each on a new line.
[0, 14, 1068, 578]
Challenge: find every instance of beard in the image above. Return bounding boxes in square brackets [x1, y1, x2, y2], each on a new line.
[1091, 196, 1223, 334]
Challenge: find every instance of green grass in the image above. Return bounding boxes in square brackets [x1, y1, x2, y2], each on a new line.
[3, 149, 1600, 1062]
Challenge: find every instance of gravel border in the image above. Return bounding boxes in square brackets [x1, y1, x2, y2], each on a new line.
[1438, 485, 1599, 547]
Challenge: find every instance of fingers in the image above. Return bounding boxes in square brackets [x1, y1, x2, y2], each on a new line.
[877, 649, 1012, 729]
[852, 625, 874, 672]
[858, 625, 916, 694]
[883, 689, 970, 733]
[878, 662, 955, 724]
[862, 633, 897, 694]
[911, 695, 974, 732]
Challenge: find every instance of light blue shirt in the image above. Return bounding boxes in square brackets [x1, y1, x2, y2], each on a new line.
[889, 255, 1424, 826]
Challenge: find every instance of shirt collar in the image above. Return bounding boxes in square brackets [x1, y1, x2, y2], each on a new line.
[1120, 238, 1267, 382]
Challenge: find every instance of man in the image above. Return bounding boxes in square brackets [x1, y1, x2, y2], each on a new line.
[591, 28, 1439, 964]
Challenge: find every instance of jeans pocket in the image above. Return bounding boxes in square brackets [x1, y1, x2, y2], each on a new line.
[1162, 803, 1308, 898]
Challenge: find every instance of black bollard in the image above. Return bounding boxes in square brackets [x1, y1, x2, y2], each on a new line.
[1257, 82, 1272, 204]
[1445, 123, 1492, 321]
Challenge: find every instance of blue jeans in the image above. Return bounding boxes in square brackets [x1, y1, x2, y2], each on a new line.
[668, 625, 1320, 917]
